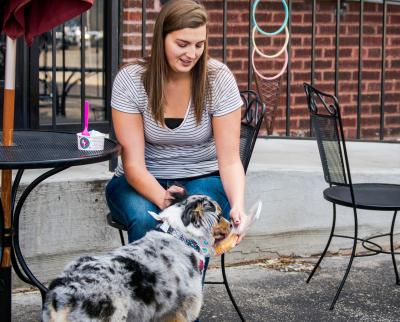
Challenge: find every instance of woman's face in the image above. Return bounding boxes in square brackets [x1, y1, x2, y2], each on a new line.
[164, 25, 207, 76]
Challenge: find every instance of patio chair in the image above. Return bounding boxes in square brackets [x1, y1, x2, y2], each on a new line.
[303, 83, 400, 310]
[106, 89, 266, 322]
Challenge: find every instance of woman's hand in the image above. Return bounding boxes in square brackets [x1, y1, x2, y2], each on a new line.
[162, 185, 185, 209]
[230, 207, 247, 245]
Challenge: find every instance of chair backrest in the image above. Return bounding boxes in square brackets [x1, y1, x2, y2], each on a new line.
[239, 90, 266, 173]
[303, 83, 352, 187]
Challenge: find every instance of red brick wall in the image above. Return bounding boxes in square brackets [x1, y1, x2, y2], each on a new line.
[121, 0, 400, 140]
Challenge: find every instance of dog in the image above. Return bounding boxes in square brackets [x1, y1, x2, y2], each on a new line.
[42, 191, 232, 322]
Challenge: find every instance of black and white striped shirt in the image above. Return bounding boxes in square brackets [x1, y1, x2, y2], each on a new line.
[111, 58, 242, 179]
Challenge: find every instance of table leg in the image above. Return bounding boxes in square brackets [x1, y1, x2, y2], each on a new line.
[0, 211, 12, 322]
[0, 168, 15, 322]
[0, 266, 11, 322]
[12, 166, 69, 301]
[390, 211, 399, 285]
[8, 170, 37, 285]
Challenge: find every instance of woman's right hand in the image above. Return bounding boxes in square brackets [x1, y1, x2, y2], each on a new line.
[162, 185, 185, 209]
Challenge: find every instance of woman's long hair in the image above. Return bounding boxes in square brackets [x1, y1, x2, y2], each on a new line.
[142, 0, 209, 125]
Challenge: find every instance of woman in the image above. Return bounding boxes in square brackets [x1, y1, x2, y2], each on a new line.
[106, 0, 246, 252]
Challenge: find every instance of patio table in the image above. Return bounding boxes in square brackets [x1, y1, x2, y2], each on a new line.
[0, 130, 119, 321]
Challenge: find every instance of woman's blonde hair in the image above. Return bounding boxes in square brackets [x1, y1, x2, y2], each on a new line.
[142, 0, 209, 125]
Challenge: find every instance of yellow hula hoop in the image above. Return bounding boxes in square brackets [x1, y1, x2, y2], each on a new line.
[252, 26, 289, 59]
[252, 47, 288, 81]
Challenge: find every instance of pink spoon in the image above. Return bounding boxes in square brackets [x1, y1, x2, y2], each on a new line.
[82, 100, 90, 136]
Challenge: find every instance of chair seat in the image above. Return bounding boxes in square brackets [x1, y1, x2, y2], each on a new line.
[323, 183, 400, 211]
[106, 213, 127, 231]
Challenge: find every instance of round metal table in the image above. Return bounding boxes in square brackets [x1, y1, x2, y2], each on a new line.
[0, 130, 118, 169]
[0, 130, 119, 319]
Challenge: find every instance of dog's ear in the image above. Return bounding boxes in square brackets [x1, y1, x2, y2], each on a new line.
[168, 183, 188, 206]
[182, 208, 191, 226]
[181, 198, 203, 227]
[181, 200, 202, 227]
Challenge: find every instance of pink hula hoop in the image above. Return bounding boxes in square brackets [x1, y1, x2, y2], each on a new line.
[251, 47, 288, 81]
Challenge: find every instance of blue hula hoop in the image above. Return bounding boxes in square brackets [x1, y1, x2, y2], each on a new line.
[252, 0, 289, 36]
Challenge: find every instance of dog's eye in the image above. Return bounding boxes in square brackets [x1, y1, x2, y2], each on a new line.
[205, 203, 216, 212]
[203, 201, 216, 212]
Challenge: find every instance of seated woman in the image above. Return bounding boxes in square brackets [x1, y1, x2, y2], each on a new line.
[106, 0, 246, 291]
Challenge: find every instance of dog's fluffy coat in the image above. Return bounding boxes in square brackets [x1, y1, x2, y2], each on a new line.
[42, 194, 230, 322]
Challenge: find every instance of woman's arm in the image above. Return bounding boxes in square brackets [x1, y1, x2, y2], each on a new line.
[212, 108, 246, 233]
[112, 109, 172, 209]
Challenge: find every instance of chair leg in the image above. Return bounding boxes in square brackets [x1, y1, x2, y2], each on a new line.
[118, 229, 126, 246]
[390, 211, 399, 285]
[329, 208, 359, 310]
[220, 254, 245, 322]
[307, 203, 337, 283]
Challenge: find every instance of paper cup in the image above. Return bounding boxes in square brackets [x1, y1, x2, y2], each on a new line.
[77, 132, 105, 151]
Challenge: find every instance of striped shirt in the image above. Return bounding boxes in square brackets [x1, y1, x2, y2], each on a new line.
[111, 58, 243, 179]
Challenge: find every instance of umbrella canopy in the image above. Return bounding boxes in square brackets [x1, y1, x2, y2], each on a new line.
[2, 0, 94, 45]
[1, 0, 95, 140]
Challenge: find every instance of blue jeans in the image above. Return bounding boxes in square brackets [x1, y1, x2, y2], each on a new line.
[105, 174, 231, 242]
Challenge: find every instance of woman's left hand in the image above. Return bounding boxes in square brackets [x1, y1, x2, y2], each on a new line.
[230, 207, 247, 245]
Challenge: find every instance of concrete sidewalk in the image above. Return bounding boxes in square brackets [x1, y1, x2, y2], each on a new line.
[12, 254, 400, 322]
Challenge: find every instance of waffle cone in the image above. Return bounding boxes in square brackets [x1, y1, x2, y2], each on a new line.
[214, 233, 239, 256]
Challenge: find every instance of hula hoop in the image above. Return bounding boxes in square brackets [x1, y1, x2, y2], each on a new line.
[252, 47, 288, 81]
[252, 0, 289, 36]
[252, 26, 289, 59]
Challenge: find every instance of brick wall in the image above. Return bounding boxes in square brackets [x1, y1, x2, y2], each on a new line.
[121, 0, 400, 140]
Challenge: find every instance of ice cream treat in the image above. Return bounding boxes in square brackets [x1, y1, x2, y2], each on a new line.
[213, 201, 262, 256]
[214, 232, 239, 256]
[77, 130, 106, 151]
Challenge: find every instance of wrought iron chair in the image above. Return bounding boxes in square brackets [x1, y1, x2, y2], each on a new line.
[303, 83, 400, 310]
[106, 90, 265, 322]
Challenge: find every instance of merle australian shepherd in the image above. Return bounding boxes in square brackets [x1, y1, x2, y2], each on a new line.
[42, 190, 231, 322]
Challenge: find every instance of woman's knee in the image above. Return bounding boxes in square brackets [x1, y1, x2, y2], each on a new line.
[105, 176, 159, 227]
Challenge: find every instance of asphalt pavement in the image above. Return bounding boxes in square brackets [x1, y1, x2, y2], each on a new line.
[12, 255, 400, 322]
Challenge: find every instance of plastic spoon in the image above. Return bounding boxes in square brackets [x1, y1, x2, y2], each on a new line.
[82, 100, 90, 136]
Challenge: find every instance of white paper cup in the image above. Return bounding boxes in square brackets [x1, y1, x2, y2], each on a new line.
[77, 132, 105, 151]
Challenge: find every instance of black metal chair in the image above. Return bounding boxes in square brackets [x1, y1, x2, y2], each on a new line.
[106, 90, 266, 322]
[304, 83, 400, 310]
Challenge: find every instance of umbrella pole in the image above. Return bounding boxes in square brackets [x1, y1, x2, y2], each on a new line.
[0, 36, 16, 322]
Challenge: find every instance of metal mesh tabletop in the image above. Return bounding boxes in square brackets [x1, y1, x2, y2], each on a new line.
[0, 131, 119, 169]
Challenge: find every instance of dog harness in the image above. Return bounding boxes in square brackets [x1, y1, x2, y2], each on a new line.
[157, 221, 206, 273]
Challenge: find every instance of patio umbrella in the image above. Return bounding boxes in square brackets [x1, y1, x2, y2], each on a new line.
[0, 0, 93, 280]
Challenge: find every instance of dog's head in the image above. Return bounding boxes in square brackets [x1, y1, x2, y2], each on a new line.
[154, 190, 232, 245]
